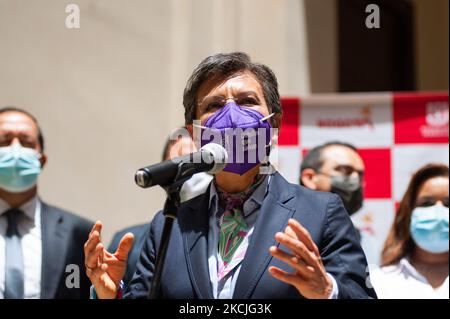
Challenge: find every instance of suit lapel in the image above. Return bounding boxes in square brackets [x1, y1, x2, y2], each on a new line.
[40, 203, 70, 299]
[233, 172, 296, 299]
[180, 191, 214, 299]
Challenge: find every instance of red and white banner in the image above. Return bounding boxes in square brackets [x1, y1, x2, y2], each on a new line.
[273, 92, 449, 265]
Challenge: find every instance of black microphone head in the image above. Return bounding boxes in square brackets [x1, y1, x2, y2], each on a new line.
[135, 169, 150, 188]
[200, 143, 228, 174]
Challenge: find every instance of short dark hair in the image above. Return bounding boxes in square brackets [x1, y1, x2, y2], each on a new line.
[300, 141, 358, 184]
[0, 106, 45, 152]
[183, 52, 282, 126]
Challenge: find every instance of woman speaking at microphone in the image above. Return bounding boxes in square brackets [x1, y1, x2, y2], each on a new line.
[83, 52, 376, 299]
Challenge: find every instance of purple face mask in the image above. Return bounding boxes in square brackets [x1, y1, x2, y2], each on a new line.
[199, 102, 273, 175]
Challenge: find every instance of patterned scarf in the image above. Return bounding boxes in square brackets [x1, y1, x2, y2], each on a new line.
[215, 174, 266, 281]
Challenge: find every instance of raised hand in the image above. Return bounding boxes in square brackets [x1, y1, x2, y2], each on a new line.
[268, 218, 333, 299]
[84, 221, 134, 299]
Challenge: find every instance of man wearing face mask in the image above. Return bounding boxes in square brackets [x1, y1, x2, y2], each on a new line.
[300, 142, 365, 240]
[0, 107, 94, 299]
[108, 127, 213, 287]
[300, 142, 365, 215]
[85, 52, 376, 299]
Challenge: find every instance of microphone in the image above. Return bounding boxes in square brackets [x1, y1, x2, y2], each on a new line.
[135, 143, 228, 188]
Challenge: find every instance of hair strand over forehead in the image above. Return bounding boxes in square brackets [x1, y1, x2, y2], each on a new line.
[183, 52, 282, 125]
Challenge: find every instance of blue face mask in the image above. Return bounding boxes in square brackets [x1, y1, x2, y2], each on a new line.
[410, 204, 449, 254]
[0, 143, 42, 193]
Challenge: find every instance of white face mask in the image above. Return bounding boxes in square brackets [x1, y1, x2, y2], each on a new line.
[179, 172, 213, 202]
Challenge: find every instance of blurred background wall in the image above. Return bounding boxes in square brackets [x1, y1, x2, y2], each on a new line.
[0, 0, 448, 243]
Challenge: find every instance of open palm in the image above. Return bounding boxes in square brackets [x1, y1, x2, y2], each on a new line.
[84, 222, 134, 299]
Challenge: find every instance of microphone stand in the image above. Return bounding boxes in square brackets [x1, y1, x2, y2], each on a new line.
[147, 163, 190, 299]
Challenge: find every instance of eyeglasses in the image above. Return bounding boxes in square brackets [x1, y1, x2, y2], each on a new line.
[198, 95, 263, 113]
[317, 166, 364, 180]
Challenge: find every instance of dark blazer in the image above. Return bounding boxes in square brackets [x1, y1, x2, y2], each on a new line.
[124, 172, 377, 299]
[40, 202, 93, 299]
[108, 223, 149, 287]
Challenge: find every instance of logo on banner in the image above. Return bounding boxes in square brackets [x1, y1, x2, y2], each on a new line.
[421, 102, 449, 138]
[358, 213, 376, 236]
[316, 106, 374, 129]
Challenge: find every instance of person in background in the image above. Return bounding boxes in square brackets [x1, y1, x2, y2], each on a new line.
[0, 106, 93, 299]
[370, 163, 449, 298]
[299, 141, 365, 217]
[163, 127, 214, 203]
[108, 127, 212, 286]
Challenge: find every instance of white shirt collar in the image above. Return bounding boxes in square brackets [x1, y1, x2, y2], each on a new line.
[398, 257, 449, 286]
[0, 195, 40, 222]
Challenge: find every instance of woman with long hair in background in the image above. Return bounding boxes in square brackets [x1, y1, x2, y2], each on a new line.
[371, 163, 449, 298]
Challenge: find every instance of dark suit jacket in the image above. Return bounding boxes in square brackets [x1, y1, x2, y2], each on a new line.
[124, 172, 377, 299]
[108, 223, 149, 287]
[40, 202, 93, 299]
